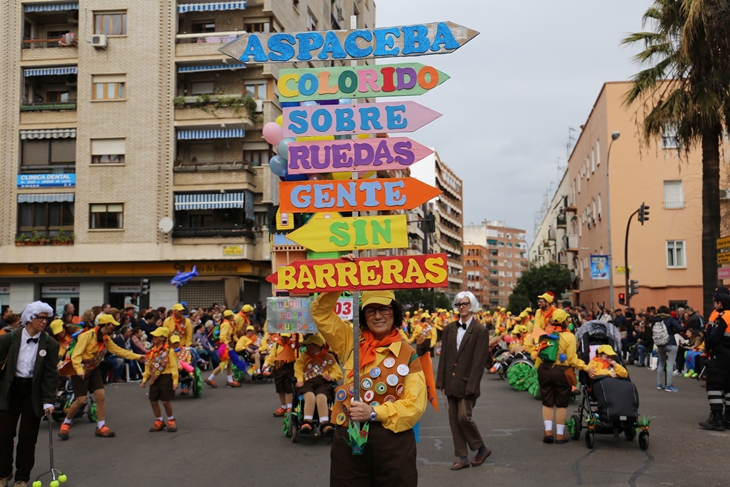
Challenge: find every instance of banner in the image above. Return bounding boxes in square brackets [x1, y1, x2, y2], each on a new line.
[590, 255, 609, 280]
[17, 173, 75, 188]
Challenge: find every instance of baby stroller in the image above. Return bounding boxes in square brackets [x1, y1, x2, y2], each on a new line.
[52, 376, 97, 423]
[285, 378, 337, 443]
[567, 320, 650, 450]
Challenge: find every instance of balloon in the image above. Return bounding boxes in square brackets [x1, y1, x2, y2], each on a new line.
[281, 101, 301, 108]
[334, 135, 350, 140]
[269, 155, 288, 177]
[284, 173, 308, 182]
[296, 135, 335, 142]
[302, 101, 318, 107]
[319, 99, 339, 105]
[331, 172, 352, 180]
[357, 134, 372, 139]
[278, 138, 296, 161]
[263, 122, 283, 146]
[308, 174, 325, 180]
[275, 115, 284, 127]
[339, 99, 353, 105]
[358, 171, 376, 178]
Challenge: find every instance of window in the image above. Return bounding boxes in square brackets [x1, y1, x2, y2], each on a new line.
[21, 139, 76, 170]
[91, 139, 125, 164]
[506, 252, 512, 258]
[662, 123, 679, 149]
[18, 202, 74, 235]
[507, 272, 512, 277]
[92, 75, 125, 100]
[245, 22, 270, 33]
[189, 143, 214, 163]
[592, 200, 596, 221]
[573, 179, 577, 202]
[591, 148, 595, 173]
[244, 81, 267, 100]
[191, 81, 214, 95]
[664, 180, 684, 209]
[596, 139, 601, 166]
[94, 12, 127, 35]
[192, 21, 215, 34]
[597, 193, 602, 218]
[90, 204, 123, 229]
[307, 10, 318, 30]
[577, 175, 581, 193]
[667, 240, 686, 268]
[586, 157, 591, 179]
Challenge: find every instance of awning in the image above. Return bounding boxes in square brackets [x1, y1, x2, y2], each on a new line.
[24, 66, 77, 77]
[20, 128, 76, 140]
[177, 63, 246, 73]
[174, 192, 244, 211]
[177, 129, 245, 140]
[178, 1, 246, 13]
[487, 239, 498, 245]
[24, 3, 79, 12]
[18, 193, 74, 203]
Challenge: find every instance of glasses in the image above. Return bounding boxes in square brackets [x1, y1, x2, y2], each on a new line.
[32, 315, 51, 322]
[456, 302, 471, 308]
[364, 306, 393, 318]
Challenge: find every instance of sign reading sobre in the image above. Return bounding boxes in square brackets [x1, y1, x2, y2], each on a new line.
[267, 254, 449, 293]
[266, 297, 318, 334]
[17, 174, 75, 188]
[277, 63, 449, 102]
[283, 101, 442, 138]
[288, 215, 409, 252]
[288, 137, 433, 175]
[279, 178, 442, 213]
[220, 22, 479, 64]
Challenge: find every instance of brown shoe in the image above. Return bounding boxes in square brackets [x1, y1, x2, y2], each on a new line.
[450, 459, 471, 471]
[205, 378, 217, 388]
[471, 447, 492, 466]
[95, 425, 116, 437]
[555, 434, 569, 444]
[58, 423, 71, 441]
[226, 380, 241, 388]
[543, 431, 554, 444]
[149, 419, 166, 432]
[167, 419, 177, 433]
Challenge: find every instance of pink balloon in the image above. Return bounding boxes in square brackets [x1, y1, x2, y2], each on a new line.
[263, 122, 284, 146]
[308, 174, 325, 180]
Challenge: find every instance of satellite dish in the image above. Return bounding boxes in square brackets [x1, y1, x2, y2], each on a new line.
[159, 217, 174, 234]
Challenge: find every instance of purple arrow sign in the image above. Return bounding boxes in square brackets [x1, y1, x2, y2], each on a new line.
[283, 101, 443, 138]
[287, 137, 434, 175]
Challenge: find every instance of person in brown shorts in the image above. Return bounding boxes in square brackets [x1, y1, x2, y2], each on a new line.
[294, 334, 342, 436]
[141, 327, 179, 433]
[265, 333, 298, 417]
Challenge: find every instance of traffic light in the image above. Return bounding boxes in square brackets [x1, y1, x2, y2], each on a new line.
[629, 280, 639, 296]
[618, 293, 626, 305]
[422, 213, 436, 233]
[638, 202, 650, 225]
[139, 278, 151, 310]
[141, 278, 150, 295]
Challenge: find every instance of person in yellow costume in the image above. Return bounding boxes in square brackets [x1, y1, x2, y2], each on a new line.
[235, 325, 263, 375]
[587, 345, 628, 379]
[205, 310, 241, 388]
[141, 327, 179, 433]
[265, 333, 298, 417]
[235, 304, 254, 337]
[163, 304, 192, 347]
[530, 292, 557, 333]
[311, 286, 427, 487]
[50, 319, 73, 359]
[409, 312, 436, 357]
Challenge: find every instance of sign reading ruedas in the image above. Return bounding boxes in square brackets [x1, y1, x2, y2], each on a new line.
[219, 22, 479, 64]
[266, 297, 318, 334]
[590, 254, 609, 280]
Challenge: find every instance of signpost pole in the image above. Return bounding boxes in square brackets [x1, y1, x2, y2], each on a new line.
[350, 14, 361, 411]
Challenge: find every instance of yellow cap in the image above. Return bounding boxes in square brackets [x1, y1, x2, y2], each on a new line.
[513, 325, 528, 335]
[98, 314, 120, 326]
[302, 334, 325, 346]
[223, 310, 234, 317]
[172, 303, 186, 311]
[50, 319, 64, 335]
[361, 290, 395, 308]
[170, 335, 181, 344]
[597, 344, 617, 356]
[537, 293, 554, 304]
[280, 333, 292, 338]
[551, 309, 569, 324]
[246, 325, 255, 332]
[241, 304, 254, 313]
[150, 327, 170, 338]
[421, 311, 431, 318]
[525, 307, 533, 313]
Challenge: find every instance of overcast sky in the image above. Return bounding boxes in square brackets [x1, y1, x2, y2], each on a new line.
[376, 0, 653, 241]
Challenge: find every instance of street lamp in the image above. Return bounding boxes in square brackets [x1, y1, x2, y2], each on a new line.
[606, 131, 620, 310]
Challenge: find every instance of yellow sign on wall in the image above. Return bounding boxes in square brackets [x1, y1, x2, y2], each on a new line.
[223, 245, 243, 256]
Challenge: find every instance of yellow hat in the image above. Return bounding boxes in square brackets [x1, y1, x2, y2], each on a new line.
[246, 325, 255, 332]
[551, 309, 569, 324]
[507, 311, 512, 316]
[170, 335, 181, 344]
[150, 327, 170, 338]
[525, 307, 533, 313]
[597, 344, 617, 357]
[537, 293, 554, 304]
[223, 310, 234, 317]
[302, 334, 325, 346]
[172, 303, 186, 311]
[280, 333, 292, 338]
[513, 325, 528, 335]
[421, 311, 431, 318]
[518, 311, 527, 319]
[241, 304, 254, 313]
[405, 311, 411, 315]
[98, 314, 120, 326]
[50, 319, 64, 335]
[361, 290, 395, 308]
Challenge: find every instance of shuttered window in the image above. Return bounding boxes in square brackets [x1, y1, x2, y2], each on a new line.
[664, 180, 684, 209]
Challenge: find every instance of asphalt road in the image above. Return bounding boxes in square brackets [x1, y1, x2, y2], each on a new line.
[25, 360, 728, 487]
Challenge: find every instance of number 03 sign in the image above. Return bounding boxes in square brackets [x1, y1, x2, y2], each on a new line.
[335, 298, 354, 320]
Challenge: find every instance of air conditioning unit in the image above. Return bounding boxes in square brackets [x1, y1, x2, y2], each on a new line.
[65, 73, 77, 86]
[721, 189, 730, 200]
[68, 11, 79, 24]
[255, 99, 263, 112]
[91, 34, 107, 49]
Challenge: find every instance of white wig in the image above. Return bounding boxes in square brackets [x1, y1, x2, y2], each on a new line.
[453, 291, 480, 313]
[20, 301, 54, 325]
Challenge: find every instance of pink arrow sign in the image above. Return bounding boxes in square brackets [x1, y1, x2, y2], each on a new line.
[287, 137, 434, 175]
[283, 101, 442, 138]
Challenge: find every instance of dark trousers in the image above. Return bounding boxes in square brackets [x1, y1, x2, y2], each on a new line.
[446, 395, 484, 457]
[706, 350, 730, 418]
[0, 378, 42, 482]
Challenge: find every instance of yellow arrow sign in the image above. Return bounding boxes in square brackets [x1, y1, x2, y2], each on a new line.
[718, 236, 730, 250]
[287, 215, 408, 252]
[719, 253, 730, 265]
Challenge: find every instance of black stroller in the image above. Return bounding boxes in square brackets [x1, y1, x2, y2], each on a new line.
[567, 320, 650, 450]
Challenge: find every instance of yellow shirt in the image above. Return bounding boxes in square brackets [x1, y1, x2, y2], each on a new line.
[531, 306, 556, 333]
[235, 335, 255, 353]
[259, 332, 270, 353]
[532, 331, 589, 370]
[293, 352, 343, 383]
[142, 345, 179, 387]
[264, 339, 298, 366]
[233, 314, 246, 336]
[311, 291, 427, 434]
[163, 316, 193, 347]
[219, 319, 235, 346]
[587, 359, 628, 378]
[71, 328, 143, 376]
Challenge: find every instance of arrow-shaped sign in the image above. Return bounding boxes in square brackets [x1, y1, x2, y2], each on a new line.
[287, 137, 434, 175]
[283, 101, 442, 138]
[219, 22, 479, 64]
[266, 253, 450, 293]
[287, 215, 409, 252]
[279, 178, 442, 213]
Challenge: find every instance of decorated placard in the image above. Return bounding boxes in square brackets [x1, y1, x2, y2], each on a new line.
[266, 297, 318, 334]
[279, 178, 442, 213]
[336, 298, 354, 320]
[287, 137, 433, 175]
[288, 215, 409, 252]
[267, 254, 449, 293]
[219, 22, 479, 64]
[276, 63, 449, 102]
[283, 101, 442, 138]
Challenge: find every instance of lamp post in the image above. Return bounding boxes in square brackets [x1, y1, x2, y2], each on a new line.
[606, 131, 621, 310]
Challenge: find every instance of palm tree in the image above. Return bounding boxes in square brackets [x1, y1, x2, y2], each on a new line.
[623, 0, 730, 316]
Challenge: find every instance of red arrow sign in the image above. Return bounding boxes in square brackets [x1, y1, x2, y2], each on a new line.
[287, 137, 434, 175]
[279, 178, 442, 213]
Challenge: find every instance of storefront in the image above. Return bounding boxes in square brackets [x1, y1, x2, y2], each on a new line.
[41, 283, 79, 317]
[0, 285, 9, 314]
[109, 283, 142, 311]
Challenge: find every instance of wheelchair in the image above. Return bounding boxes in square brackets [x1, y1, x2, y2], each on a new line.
[284, 378, 337, 443]
[52, 376, 97, 423]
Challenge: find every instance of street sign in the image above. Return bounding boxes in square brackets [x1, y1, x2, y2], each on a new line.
[615, 266, 634, 274]
[287, 215, 409, 252]
[276, 63, 450, 102]
[219, 22, 479, 64]
[283, 101, 442, 138]
[279, 178, 442, 213]
[719, 267, 730, 280]
[266, 253, 450, 293]
[287, 137, 434, 175]
[718, 236, 730, 249]
[719, 253, 730, 265]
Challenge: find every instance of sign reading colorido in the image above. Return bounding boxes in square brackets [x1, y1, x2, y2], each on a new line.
[17, 173, 76, 188]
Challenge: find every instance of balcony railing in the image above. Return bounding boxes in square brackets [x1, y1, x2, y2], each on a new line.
[22, 37, 78, 49]
[20, 164, 75, 175]
[175, 31, 244, 44]
[172, 226, 255, 238]
[664, 200, 684, 209]
[20, 101, 77, 112]
[173, 160, 252, 172]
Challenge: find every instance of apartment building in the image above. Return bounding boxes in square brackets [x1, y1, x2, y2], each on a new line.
[0, 0, 376, 315]
[464, 221, 527, 309]
[463, 243, 488, 307]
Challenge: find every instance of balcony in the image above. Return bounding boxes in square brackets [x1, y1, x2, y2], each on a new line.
[564, 234, 579, 253]
[172, 226, 255, 239]
[557, 213, 567, 228]
[20, 100, 77, 112]
[175, 31, 245, 59]
[174, 96, 254, 126]
[23, 3, 79, 61]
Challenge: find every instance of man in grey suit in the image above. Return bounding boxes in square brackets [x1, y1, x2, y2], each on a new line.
[0, 302, 60, 487]
[436, 291, 491, 471]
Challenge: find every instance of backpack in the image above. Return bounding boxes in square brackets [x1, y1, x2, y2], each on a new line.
[537, 333, 560, 362]
[652, 320, 670, 346]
